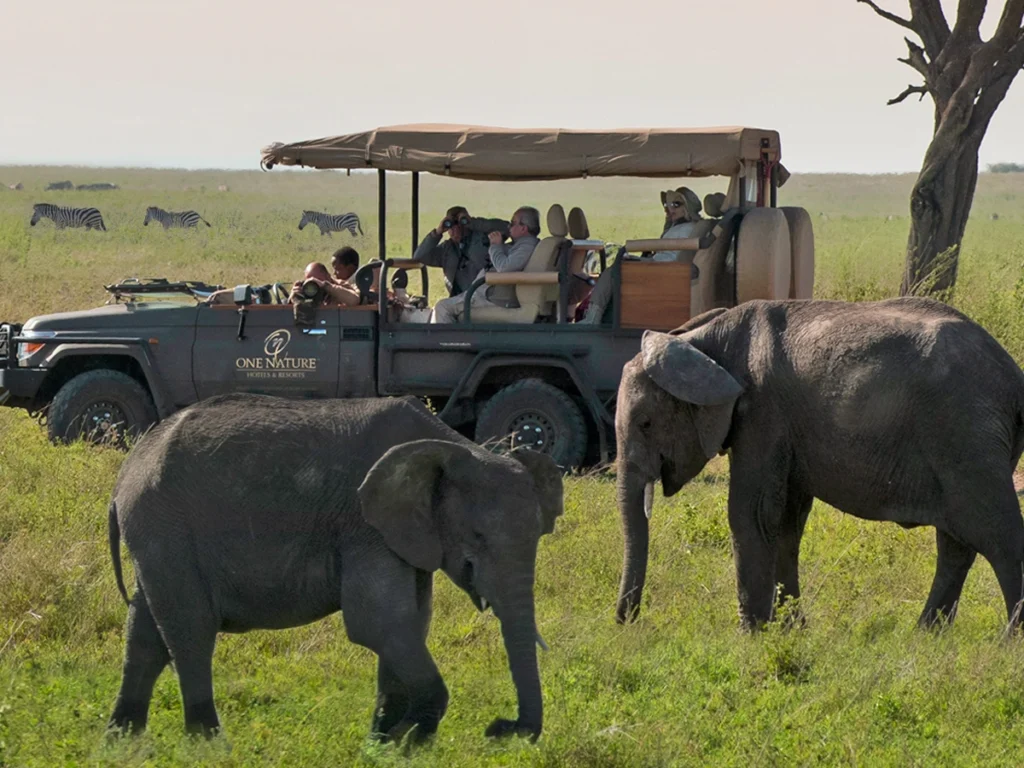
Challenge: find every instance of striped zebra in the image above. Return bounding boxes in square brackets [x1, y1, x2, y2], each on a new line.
[144, 206, 211, 229]
[298, 210, 363, 237]
[30, 203, 106, 231]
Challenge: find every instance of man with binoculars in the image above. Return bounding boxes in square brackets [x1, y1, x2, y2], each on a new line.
[413, 205, 510, 298]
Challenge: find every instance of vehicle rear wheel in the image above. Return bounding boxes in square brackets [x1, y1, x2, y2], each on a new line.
[47, 369, 157, 448]
[474, 379, 588, 470]
[781, 206, 815, 299]
[735, 208, 792, 303]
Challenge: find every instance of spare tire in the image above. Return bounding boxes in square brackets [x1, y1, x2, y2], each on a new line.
[735, 208, 792, 303]
[781, 206, 815, 299]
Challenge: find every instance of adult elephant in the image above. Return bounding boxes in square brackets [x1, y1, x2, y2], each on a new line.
[614, 297, 1024, 631]
[106, 394, 562, 744]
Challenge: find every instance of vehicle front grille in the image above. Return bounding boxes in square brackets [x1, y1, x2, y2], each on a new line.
[0, 324, 10, 366]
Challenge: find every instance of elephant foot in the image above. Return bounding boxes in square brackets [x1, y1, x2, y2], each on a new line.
[184, 700, 221, 739]
[383, 718, 437, 749]
[485, 717, 541, 742]
[107, 700, 148, 738]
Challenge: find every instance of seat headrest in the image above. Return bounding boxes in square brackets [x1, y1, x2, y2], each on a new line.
[703, 192, 726, 218]
[546, 204, 568, 237]
[568, 207, 590, 239]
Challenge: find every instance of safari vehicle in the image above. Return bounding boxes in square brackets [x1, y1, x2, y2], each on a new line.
[0, 125, 814, 467]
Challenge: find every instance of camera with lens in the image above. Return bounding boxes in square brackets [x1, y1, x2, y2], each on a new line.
[292, 278, 325, 326]
[299, 278, 325, 304]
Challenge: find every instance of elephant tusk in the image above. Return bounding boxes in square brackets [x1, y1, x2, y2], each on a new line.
[535, 630, 550, 652]
[644, 482, 654, 519]
[480, 597, 489, 611]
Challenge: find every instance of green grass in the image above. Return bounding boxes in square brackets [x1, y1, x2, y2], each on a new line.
[2, 166, 1024, 765]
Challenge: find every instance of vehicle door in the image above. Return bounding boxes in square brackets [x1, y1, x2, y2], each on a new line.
[192, 303, 340, 399]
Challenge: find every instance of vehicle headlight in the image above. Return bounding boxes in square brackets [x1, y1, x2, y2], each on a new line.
[17, 330, 56, 366]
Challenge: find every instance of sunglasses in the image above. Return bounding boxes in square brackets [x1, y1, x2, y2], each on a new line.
[663, 201, 683, 209]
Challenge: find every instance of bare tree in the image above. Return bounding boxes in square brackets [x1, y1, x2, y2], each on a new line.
[859, 0, 1024, 295]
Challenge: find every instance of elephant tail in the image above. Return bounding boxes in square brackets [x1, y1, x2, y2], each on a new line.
[109, 501, 130, 606]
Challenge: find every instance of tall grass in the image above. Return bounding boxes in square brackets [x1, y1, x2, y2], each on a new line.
[1, 167, 1024, 765]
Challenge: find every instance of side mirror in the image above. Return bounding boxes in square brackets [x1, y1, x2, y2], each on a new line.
[232, 284, 253, 306]
[233, 285, 253, 341]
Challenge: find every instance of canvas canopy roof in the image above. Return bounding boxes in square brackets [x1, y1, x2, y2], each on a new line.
[260, 124, 783, 181]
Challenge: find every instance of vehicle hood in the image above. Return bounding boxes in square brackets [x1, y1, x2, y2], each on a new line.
[22, 302, 199, 332]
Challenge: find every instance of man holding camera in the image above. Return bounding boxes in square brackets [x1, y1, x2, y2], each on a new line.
[430, 206, 542, 324]
[413, 205, 509, 298]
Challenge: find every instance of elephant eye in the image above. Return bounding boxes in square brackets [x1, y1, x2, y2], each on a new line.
[639, 418, 652, 430]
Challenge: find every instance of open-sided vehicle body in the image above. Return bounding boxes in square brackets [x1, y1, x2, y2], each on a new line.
[0, 125, 814, 467]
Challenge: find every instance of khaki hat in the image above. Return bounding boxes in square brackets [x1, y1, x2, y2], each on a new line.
[660, 186, 702, 219]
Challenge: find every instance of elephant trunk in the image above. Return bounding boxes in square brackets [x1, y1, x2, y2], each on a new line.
[616, 464, 651, 624]
[495, 583, 543, 739]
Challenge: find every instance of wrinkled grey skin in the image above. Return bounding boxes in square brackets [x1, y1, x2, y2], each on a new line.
[615, 297, 1024, 631]
[106, 393, 563, 744]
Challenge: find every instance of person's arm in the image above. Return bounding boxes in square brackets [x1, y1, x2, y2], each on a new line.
[489, 238, 537, 273]
[322, 280, 360, 306]
[412, 231, 445, 266]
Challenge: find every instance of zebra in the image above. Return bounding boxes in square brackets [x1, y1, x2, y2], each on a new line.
[298, 210, 363, 237]
[143, 206, 211, 229]
[30, 203, 106, 230]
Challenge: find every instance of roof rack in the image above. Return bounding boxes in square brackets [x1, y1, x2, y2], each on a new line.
[104, 277, 225, 303]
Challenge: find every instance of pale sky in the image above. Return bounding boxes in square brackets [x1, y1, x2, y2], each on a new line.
[1, 0, 1020, 173]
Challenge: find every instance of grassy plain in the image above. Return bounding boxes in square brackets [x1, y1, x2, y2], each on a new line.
[2, 166, 1024, 766]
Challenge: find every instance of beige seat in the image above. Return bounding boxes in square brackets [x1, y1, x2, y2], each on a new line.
[690, 197, 741, 316]
[471, 204, 569, 324]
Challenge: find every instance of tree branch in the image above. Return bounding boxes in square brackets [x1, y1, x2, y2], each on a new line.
[857, 0, 916, 30]
[909, 0, 952, 59]
[898, 36, 932, 77]
[888, 83, 930, 104]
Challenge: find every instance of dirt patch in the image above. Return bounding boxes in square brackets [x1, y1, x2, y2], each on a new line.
[1014, 470, 1024, 495]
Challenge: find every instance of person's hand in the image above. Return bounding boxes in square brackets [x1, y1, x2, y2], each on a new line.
[436, 218, 449, 236]
[488, 231, 503, 246]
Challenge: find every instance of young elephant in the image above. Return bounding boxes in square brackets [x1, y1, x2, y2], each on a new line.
[615, 298, 1024, 630]
[107, 394, 562, 743]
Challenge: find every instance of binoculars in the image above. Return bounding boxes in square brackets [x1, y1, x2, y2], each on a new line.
[442, 215, 471, 230]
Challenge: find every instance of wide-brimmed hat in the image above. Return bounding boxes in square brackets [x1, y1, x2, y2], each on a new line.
[660, 187, 702, 219]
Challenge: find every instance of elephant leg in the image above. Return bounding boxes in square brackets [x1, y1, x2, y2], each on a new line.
[775, 491, 813, 626]
[107, 588, 170, 736]
[346, 565, 446, 745]
[138, 560, 221, 737]
[372, 660, 411, 738]
[918, 529, 976, 628]
[727, 448, 790, 631]
[372, 571, 433, 739]
[953, 487, 1024, 631]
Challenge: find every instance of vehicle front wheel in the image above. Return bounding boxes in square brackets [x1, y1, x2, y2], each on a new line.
[47, 369, 158, 448]
[474, 379, 588, 470]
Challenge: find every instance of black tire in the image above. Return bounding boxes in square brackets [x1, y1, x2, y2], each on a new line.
[475, 379, 588, 469]
[47, 369, 157, 448]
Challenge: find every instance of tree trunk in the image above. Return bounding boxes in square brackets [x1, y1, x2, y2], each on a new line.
[901, 134, 982, 296]
[857, 0, 1024, 299]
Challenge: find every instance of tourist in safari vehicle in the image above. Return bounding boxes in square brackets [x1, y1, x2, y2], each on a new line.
[0, 124, 814, 470]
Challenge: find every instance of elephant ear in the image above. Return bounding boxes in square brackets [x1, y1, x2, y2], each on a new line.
[358, 439, 473, 572]
[641, 330, 743, 460]
[641, 330, 743, 406]
[510, 448, 564, 535]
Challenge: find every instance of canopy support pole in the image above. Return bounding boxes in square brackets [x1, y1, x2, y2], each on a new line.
[377, 169, 386, 262]
[411, 172, 419, 252]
